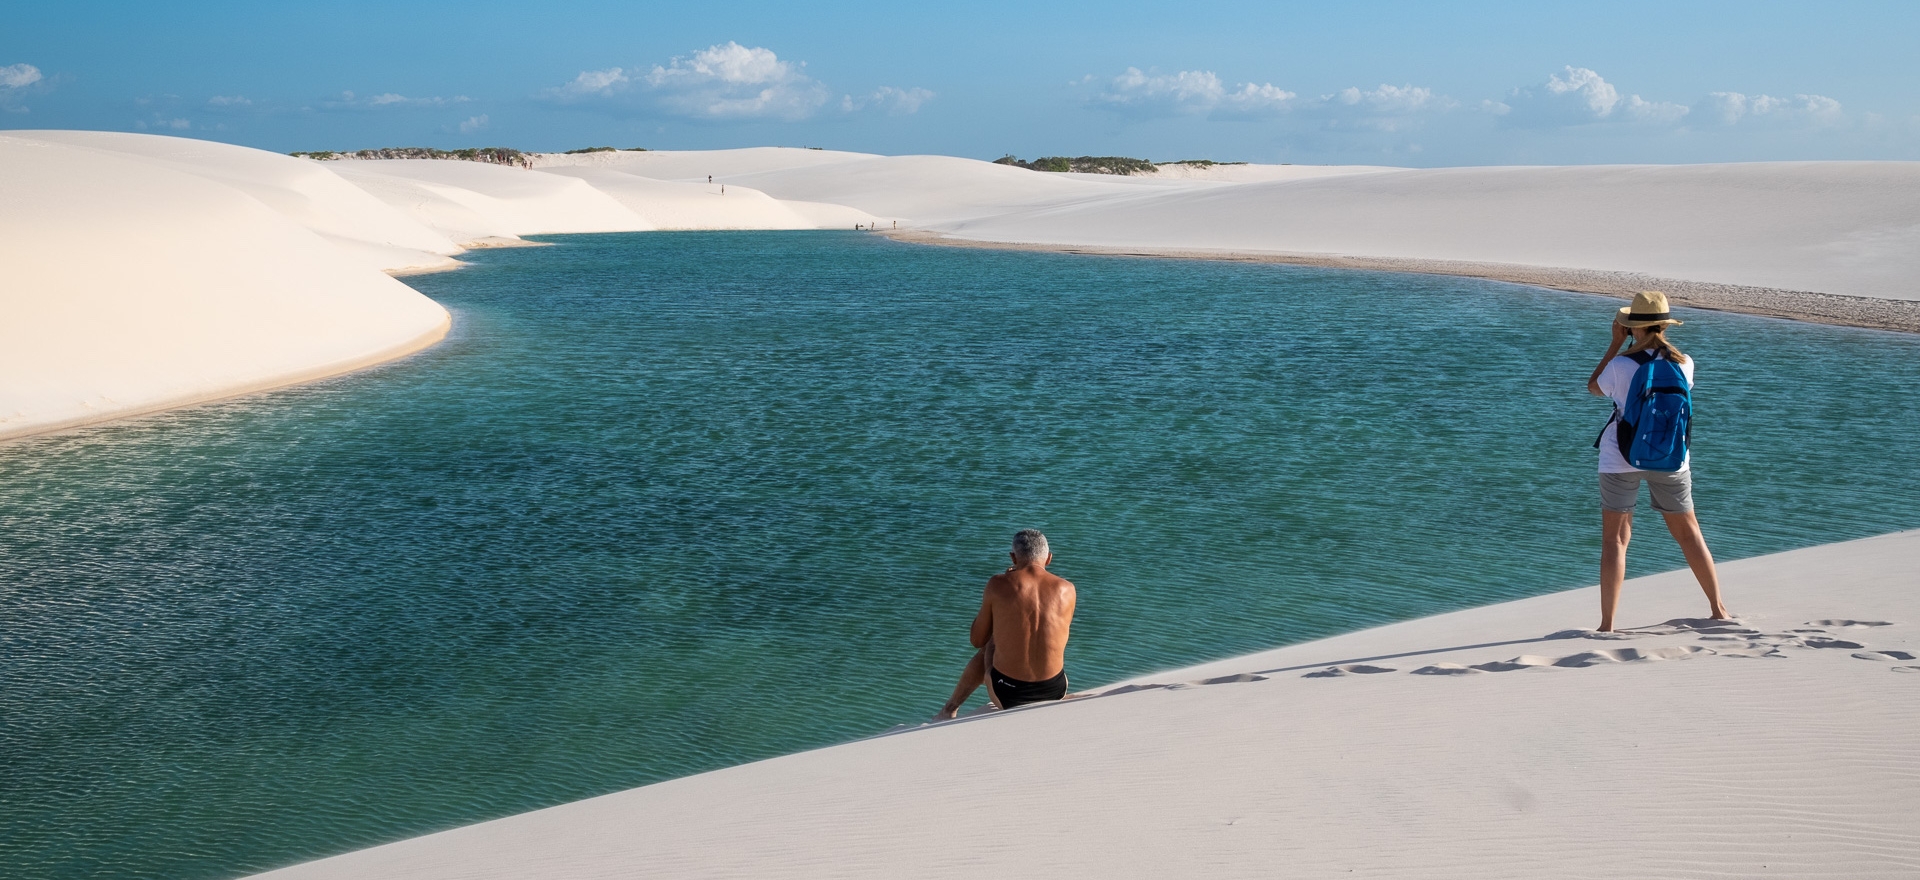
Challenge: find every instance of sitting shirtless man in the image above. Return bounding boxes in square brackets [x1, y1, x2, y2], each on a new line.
[934, 529, 1077, 720]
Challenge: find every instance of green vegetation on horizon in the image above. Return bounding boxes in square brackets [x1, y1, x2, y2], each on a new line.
[289, 146, 648, 164]
[992, 155, 1249, 175]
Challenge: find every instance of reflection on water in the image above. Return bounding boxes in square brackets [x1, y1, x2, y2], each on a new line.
[3, 231, 1917, 879]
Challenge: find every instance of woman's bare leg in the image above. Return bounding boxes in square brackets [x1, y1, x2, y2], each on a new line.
[1661, 510, 1730, 619]
[1599, 510, 1633, 632]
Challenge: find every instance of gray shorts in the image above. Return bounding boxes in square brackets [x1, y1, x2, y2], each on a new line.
[1600, 470, 1694, 514]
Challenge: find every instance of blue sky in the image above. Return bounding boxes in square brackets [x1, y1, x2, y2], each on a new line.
[4, 0, 1917, 165]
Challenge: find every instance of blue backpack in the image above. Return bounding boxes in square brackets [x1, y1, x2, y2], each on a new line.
[1595, 351, 1692, 471]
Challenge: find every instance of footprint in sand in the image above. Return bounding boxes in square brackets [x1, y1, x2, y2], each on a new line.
[1546, 629, 1642, 641]
[1551, 645, 1712, 667]
[1892, 666, 1920, 674]
[1470, 655, 1558, 672]
[1710, 643, 1788, 658]
[1411, 662, 1481, 676]
[1194, 673, 1270, 685]
[1806, 619, 1894, 628]
[1639, 618, 1755, 636]
[1851, 650, 1918, 662]
[1797, 636, 1866, 650]
[1302, 664, 1396, 678]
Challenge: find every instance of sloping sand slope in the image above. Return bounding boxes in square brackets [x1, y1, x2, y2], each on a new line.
[938, 162, 1920, 301]
[12, 130, 464, 272]
[538, 166, 877, 230]
[254, 529, 1920, 880]
[533, 146, 884, 180]
[330, 160, 654, 244]
[0, 135, 450, 441]
[728, 154, 1162, 223]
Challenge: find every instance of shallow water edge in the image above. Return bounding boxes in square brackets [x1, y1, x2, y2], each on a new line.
[880, 229, 1920, 334]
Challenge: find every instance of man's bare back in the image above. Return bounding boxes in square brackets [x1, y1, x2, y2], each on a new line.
[977, 563, 1075, 681]
[934, 530, 1077, 720]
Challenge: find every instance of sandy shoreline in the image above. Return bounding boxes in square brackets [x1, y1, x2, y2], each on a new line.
[7, 134, 1918, 876]
[879, 229, 1920, 334]
[8, 136, 1917, 440]
[256, 528, 1920, 879]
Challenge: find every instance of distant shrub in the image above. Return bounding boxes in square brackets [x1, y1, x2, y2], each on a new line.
[994, 155, 1155, 175]
[1159, 159, 1248, 167]
[564, 146, 617, 154]
[287, 146, 530, 167]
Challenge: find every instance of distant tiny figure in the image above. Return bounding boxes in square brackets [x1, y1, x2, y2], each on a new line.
[892, 220, 897, 229]
[934, 530, 1077, 720]
[1586, 291, 1730, 631]
[708, 175, 713, 183]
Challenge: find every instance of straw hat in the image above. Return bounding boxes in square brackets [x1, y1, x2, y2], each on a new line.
[1616, 290, 1683, 328]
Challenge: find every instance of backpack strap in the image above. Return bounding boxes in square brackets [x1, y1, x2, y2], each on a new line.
[1593, 351, 1651, 449]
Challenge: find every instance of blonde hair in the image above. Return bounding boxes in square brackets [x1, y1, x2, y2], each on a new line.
[1622, 323, 1688, 365]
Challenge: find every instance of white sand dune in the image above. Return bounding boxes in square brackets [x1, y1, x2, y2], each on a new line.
[728, 155, 1163, 223]
[0, 137, 886, 443]
[7, 136, 1916, 445]
[330, 159, 654, 244]
[7, 132, 1920, 875]
[538, 166, 878, 230]
[936, 162, 1920, 301]
[676, 152, 1919, 301]
[12, 130, 465, 273]
[534, 146, 884, 181]
[0, 134, 449, 441]
[254, 529, 1920, 879]
[1133, 161, 1402, 182]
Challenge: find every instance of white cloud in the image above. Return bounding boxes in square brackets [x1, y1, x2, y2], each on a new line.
[1306, 84, 1453, 131]
[459, 113, 489, 134]
[1695, 91, 1843, 127]
[1620, 94, 1689, 124]
[1, 63, 42, 89]
[1090, 67, 1465, 133]
[1218, 82, 1298, 117]
[869, 85, 934, 114]
[559, 67, 630, 96]
[1501, 66, 1687, 127]
[644, 42, 827, 120]
[323, 91, 470, 110]
[206, 94, 250, 107]
[1096, 67, 1224, 114]
[1547, 66, 1619, 116]
[1, 62, 44, 111]
[841, 85, 935, 115]
[549, 42, 832, 121]
[1094, 67, 1296, 118]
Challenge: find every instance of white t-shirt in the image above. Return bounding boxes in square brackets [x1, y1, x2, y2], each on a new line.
[1596, 352, 1696, 473]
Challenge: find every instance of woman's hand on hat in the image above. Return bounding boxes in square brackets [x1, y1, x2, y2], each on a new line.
[1608, 320, 1630, 350]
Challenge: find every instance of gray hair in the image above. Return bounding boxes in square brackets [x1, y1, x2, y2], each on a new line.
[1011, 529, 1050, 564]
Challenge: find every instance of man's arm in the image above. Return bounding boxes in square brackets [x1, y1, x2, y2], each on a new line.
[968, 583, 995, 650]
[1588, 322, 1630, 396]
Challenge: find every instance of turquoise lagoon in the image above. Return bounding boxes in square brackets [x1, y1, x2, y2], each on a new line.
[4, 232, 1919, 879]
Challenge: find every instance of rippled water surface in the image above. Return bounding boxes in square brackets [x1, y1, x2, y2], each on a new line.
[5, 232, 1919, 879]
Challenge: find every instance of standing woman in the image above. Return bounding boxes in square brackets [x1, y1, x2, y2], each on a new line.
[1586, 291, 1732, 632]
